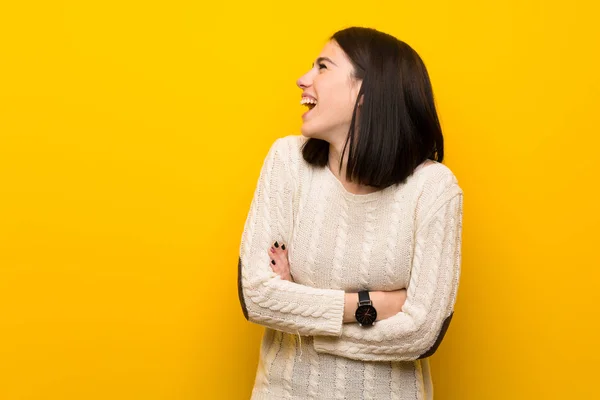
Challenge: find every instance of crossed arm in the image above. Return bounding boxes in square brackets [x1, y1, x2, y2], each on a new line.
[267, 241, 407, 323]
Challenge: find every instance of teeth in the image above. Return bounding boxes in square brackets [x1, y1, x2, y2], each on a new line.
[300, 97, 318, 105]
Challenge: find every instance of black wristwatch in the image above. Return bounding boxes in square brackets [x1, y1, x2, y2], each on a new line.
[355, 291, 377, 327]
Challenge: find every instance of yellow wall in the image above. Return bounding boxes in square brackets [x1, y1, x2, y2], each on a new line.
[1, 1, 598, 398]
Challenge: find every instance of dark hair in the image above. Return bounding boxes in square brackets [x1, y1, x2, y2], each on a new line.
[301, 27, 444, 188]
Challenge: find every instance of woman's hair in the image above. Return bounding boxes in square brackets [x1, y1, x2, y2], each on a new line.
[302, 27, 444, 188]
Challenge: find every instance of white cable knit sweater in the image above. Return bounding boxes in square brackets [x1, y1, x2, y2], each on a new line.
[237, 135, 463, 400]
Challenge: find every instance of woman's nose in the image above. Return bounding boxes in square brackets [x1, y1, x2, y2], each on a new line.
[296, 76, 307, 89]
[296, 72, 311, 90]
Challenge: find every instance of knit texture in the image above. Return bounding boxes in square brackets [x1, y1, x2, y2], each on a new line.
[238, 135, 464, 399]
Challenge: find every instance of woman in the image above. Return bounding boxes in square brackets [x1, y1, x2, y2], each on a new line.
[237, 26, 463, 399]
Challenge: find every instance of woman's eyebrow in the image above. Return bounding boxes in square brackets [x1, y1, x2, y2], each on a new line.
[312, 57, 337, 67]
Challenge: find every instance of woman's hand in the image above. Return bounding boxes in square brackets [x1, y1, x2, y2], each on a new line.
[371, 289, 407, 321]
[268, 241, 294, 282]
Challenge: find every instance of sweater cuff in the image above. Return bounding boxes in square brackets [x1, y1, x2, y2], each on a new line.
[323, 290, 345, 336]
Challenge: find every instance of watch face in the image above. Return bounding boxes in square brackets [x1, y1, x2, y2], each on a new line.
[355, 305, 377, 326]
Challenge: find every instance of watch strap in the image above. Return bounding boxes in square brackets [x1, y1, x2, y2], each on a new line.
[358, 290, 371, 304]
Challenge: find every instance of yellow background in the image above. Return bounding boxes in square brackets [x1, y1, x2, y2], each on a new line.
[1, 1, 599, 398]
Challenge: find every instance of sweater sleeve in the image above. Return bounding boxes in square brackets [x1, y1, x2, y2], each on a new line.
[237, 138, 346, 337]
[312, 184, 463, 361]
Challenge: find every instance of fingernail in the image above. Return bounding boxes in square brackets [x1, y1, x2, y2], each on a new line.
[274, 241, 279, 248]
[281, 244, 286, 250]
[271, 260, 276, 265]
[270, 247, 275, 253]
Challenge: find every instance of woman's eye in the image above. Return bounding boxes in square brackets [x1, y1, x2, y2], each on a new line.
[318, 63, 327, 70]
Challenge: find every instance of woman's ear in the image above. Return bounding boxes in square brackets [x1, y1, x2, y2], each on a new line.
[358, 94, 364, 107]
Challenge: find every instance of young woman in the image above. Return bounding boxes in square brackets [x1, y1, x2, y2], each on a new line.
[237, 26, 463, 399]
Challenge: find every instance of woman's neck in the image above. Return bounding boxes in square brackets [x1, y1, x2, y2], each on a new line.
[327, 141, 379, 195]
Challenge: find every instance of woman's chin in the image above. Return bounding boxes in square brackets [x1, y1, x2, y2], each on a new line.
[301, 121, 330, 140]
[300, 120, 317, 133]
[300, 125, 313, 137]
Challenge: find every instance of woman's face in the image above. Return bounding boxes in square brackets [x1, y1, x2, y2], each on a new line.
[296, 40, 362, 142]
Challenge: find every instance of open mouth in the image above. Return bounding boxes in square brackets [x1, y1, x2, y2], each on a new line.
[301, 97, 317, 108]
[301, 97, 317, 117]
